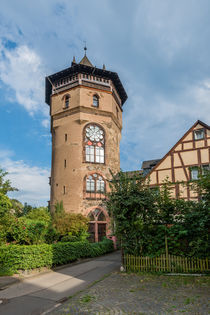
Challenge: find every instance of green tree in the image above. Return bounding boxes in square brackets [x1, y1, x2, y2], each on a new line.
[10, 199, 24, 217]
[0, 193, 12, 218]
[106, 170, 210, 258]
[52, 212, 89, 241]
[26, 207, 51, 224]
[0, 168, 17, 195]
[106, 171, 157, 255]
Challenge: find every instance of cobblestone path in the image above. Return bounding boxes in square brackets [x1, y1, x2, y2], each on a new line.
[51, 272, 210, 315]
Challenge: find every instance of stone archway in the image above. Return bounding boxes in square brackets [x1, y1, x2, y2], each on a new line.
[87, 208, 108, 242]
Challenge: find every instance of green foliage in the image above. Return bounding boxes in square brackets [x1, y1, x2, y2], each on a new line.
[0, 238, 114, 274]
[45, 225, 59, 244]
[0, 193, 12, 218]
[106, 171, 158, 255]
[5, 217, 48, 245]
[54, 200, 65, 215]
[192, 170, 210, 205]
[10, 199, 24, 217]
[106, 170, 210, 258]
[26, 207, 51, 223]
[22, 203, 34, 216]
[52, 212, 89, 240]
[0, 168, 17, 195]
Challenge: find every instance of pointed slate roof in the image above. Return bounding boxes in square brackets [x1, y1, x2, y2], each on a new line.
[79, 55, 93, 67]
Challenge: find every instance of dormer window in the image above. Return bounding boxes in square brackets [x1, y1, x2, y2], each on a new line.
[93, 95, 99, 107]
[194, 129, 204, 140]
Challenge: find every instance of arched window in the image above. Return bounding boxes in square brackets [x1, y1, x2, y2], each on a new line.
[85, 173, 106, 199]
[64, 94, 70, 108]
[84, 124, 105, 164]
[88, 208, 107, 242]
[93, 95, 99, 107]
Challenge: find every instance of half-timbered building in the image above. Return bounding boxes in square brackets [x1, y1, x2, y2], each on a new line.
[143, 120, 210, 200]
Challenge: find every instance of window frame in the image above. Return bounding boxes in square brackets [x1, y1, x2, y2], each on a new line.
[62, 94, 70, 109]
[83, 123, 105, 164]
[201, 164, 210, 175]
[193, 128, 205, 141]
[92, 94, 99, 108]
[84, 173, 106, 199]
[190, 166, 199, 180]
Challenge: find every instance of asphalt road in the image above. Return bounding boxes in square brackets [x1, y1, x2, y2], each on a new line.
[0, 251, 121, 315]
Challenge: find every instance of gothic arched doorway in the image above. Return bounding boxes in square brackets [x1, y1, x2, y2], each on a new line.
[88, 208, 107, 242]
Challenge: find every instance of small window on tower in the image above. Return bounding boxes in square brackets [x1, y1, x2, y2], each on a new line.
[65, 134, 67, 142]
[93, 95, 99, 107]
[64, 159, 66, 168]
[64, 95, 70, 108]
[116, 106, 119, 119]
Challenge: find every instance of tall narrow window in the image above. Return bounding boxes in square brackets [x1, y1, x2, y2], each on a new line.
[63, 186, 66, 194]
[86, 175, 95, 192]
[190, 167, 199, 180]
[85, 173, 106, 199]
[93, 95, 99, 107]
[64, 95, 70, 108]
[84, 124, 105, 164]
[116, 106, 119, 119]
[65, 134, 67, 142]
[64, 159, 66, 168]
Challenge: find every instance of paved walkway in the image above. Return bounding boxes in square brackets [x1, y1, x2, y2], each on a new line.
[0, 251, 121, 315]
[51, 272, 210, 315]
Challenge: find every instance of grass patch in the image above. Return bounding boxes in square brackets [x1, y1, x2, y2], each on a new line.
[80, 294, 95, 303]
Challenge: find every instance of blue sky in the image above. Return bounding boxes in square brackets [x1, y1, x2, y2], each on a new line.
[0, 0, 210, 206]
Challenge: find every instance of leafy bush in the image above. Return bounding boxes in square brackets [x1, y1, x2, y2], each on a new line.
[3, 217, 48, 245]
[0, 239, 114, 273]
[52, 212, 89, 240]
[26, 207, 51, 224]
[0, 193, 12, 218]
[106, 170, 210, 258]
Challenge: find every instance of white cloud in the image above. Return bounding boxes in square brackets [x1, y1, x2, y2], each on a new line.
[0, 42, 48, 118]
[121, 78, 210, 170]
[41, 118, 50, 129]
[0, 151, 50, 206]
[0, 0, 210, 172]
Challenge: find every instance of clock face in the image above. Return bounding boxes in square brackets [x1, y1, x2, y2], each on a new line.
[86, 125, 104, 142]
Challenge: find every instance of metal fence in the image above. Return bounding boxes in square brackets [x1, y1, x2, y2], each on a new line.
[123, 254, 210, 273]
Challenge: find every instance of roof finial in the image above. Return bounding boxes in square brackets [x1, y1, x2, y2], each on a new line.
[73, 56, 76, 63]
[84, 41, 87, 56]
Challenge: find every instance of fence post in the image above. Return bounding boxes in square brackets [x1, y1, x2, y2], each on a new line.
[165, 233, 169, 271]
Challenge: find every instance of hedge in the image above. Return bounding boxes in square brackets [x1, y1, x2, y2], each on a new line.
[0, 239, 114, 273]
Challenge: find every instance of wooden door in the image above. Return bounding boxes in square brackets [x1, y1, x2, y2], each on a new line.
[88, 223, 95, 242]
[98, 223, 106, 242]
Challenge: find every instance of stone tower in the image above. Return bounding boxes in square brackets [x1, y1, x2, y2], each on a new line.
[45, 52, 127, 241]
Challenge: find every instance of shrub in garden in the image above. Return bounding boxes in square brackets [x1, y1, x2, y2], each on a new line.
[106, 170, 210, 258]
[0, 193, 12, 218]
[5, 217, 48, 245]
[0, 238, 114, 273]
[52, 212, 89, 240]
[26, 207, 51, 224]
